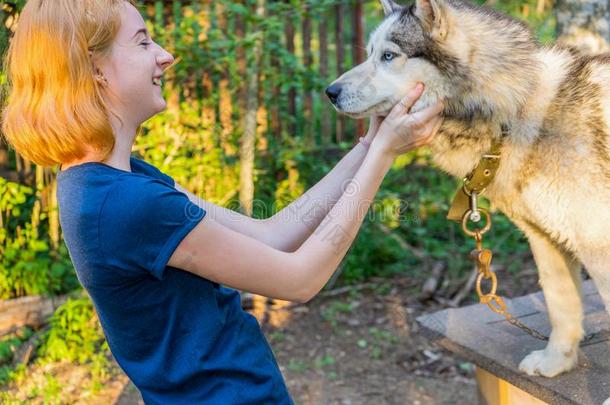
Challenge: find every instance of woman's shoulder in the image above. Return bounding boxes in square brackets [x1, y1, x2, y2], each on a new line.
[57, 158, 177, 227]
[57, 157, 174, 197]
[129, 156, 175, 186]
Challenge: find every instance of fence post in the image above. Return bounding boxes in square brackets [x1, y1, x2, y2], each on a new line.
[335, 2, 345, 142]
[353, 0, 366, 138]
[302, 4, 314, 147]
[285, 13, 297, 136]
[319, 7, 331, 145]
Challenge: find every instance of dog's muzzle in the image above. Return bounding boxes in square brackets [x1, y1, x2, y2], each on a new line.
[325, 83, 342, 105]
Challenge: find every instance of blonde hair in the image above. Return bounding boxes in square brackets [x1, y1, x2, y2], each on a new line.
[1, 0, 136, 167]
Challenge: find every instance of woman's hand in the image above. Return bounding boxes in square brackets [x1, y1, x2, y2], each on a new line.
[370, 83, 444, 159]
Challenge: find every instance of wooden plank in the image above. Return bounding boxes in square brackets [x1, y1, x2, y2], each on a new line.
[0, 169, 24, 184]
[477, 367, 549, 405]
[0, 295, 68, 336]
[416, 281, 610, 405]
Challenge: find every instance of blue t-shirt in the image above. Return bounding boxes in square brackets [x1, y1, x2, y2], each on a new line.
[56, 156, 293, 405]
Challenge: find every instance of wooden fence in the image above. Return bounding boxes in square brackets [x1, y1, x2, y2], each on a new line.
[0, 0, 381, 186]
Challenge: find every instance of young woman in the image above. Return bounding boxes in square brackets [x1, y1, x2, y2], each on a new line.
[1, 0, 444, 403]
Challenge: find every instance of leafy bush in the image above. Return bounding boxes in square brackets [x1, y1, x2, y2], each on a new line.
[0, 179, 78, 299]
[38, 296, 108, 367]
[0, 327, 34, 367]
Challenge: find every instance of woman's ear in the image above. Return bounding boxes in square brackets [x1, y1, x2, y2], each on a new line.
[89, 50, 108, 87]
[95, 72, 108, 87]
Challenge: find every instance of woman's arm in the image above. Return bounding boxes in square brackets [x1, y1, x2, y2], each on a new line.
[174, 183, 270, 243]
[264, 138, 370, 252]
[173, 121, 379, 252]
[168, 89, 443, 302]
[167, 143, 393, 302]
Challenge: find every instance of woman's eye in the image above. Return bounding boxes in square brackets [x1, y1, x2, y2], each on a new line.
[382, 51, 397, 62]
[140, 41, 152, 49]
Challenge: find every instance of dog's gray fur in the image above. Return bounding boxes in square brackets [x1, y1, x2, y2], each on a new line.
[328, 0, 610, 377]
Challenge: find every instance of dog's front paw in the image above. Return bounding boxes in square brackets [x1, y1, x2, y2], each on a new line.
[518, 347, 577, 377]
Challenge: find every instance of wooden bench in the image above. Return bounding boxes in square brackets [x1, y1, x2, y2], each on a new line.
[416, 280, 610, 405]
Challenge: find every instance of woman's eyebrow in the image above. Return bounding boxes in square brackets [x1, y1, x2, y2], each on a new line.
[131, 28, 148, 40]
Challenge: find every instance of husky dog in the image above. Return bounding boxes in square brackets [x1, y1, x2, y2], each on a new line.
[326, 0, 610, 377]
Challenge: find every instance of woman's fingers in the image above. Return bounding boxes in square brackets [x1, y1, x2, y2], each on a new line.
[407, 99, 444, 129]
[370, 87, 444, 157]
[430, 115, 444, 137]
[394, 108, 444, 153]
[416, 117, 442, 147]
[386, 83, 425, 120]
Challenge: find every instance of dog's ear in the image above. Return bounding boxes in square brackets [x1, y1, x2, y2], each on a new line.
[379, 0, 402, 17]
[415, 0, 448, 39]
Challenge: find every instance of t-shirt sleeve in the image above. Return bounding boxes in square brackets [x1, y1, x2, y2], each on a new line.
[99, 177, 206, 280]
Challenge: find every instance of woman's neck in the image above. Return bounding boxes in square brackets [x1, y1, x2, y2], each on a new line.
[60, 118, 138, 172]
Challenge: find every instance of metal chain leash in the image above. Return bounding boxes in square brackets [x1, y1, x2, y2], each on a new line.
[460, 191, 608, 344]
[461, 191, 549, 341]
[449, 134, 608, 345]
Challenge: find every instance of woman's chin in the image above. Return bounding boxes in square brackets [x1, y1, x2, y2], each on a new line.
[153, 99, 168, 114]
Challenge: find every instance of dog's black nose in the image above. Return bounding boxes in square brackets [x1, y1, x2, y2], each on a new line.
[325, 84, 342, 104]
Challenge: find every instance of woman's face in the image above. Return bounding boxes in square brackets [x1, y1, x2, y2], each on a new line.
[95, 2, 174, 128]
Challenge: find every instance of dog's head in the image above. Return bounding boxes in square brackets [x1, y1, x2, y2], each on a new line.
[326, 0, 538, 121]
[326, 0, 456, 119]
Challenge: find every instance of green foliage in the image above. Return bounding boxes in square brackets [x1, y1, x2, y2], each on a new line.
[283, 148, 530, 286]
[0, 178, 32, 233]
[38, 297, 108, 367]
[0, 327, 33, 367]
[0, 179, 77, 299]
[40, 374, 63, 405]
[322, 300, 353, 327]
[0, 298, 110, 399]
[0, 364, 25, 390]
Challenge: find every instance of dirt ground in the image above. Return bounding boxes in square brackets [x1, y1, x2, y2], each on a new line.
[3, 256, 542, 404]
[116, 276, 485, 405]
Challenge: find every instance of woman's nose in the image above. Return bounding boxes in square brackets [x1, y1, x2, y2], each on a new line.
[158, 48, 175, 71]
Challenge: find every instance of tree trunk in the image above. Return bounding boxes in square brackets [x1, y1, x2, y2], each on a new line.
[235, 0, 248, 112]
[0, 142, 8, 170]
[352, 0, 365, 138]
[285, 15, 297, 136]
[555, 0, 609, 54]
[302, 5, 313, 147]
[269, 2, 282, 142]
[239, 0, 265, 216]
[335, 3, 345, 143]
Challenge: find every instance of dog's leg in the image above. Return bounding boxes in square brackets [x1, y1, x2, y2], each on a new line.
[575, 247, 610, 316]
[517, 226, 583, 377]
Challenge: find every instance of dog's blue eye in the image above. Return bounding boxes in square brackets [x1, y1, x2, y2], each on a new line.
[382, 51, 396, 62]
